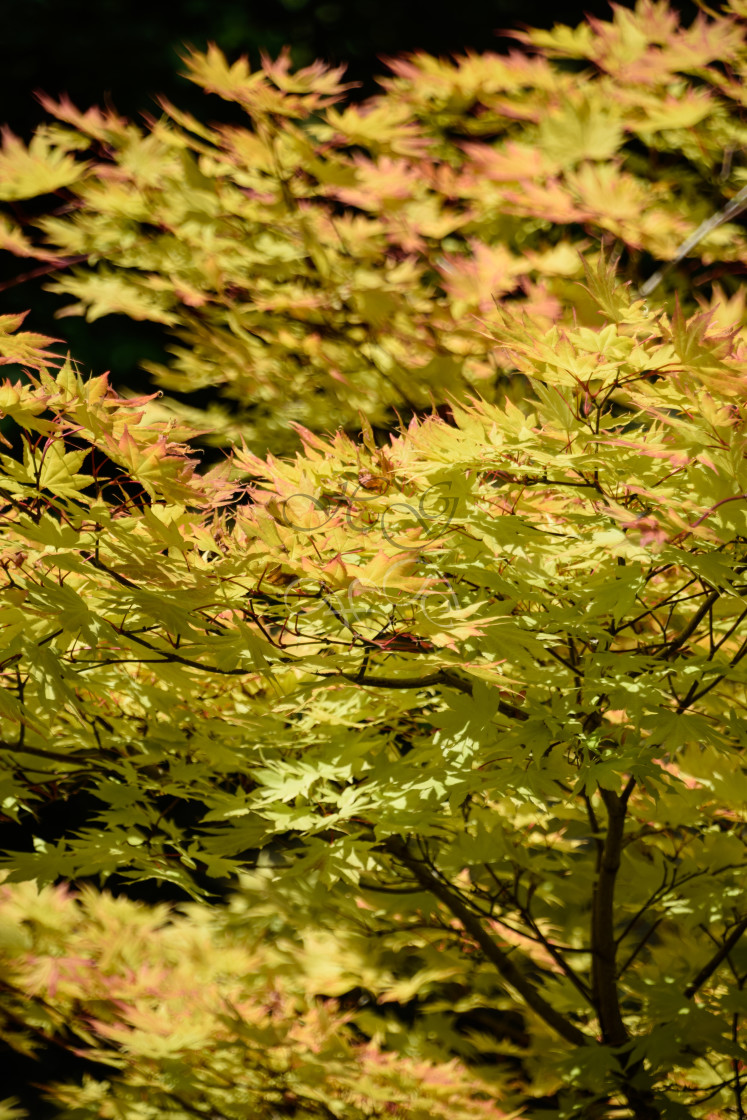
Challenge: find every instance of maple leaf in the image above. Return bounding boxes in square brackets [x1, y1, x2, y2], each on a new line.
[0, 127, 86, 200]
[324, 101, 431, 158]
[536, 97, 624, 167]
[437, 241, 525, 315]
[0, 312, 63, 369]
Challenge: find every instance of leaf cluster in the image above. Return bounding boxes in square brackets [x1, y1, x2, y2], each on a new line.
[4, 1, 747, 448]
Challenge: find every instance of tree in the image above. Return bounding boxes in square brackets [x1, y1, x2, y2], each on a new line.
[0, 2, 746, 1118]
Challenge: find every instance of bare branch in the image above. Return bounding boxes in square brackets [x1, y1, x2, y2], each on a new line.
[384, 836, 591, 1048]
[660, 589, 721, 663]
[684, 917, 747, 999]
[330, 669, 530, 721]
[592, 789, 630, 1047]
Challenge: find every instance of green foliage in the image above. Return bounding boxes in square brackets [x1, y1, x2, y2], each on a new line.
[0, 3, 746, 1119]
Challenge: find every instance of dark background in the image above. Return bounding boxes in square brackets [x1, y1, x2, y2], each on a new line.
[1, 0, 699, 142]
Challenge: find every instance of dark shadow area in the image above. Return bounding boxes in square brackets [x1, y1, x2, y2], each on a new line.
[1, 0, 701, 141]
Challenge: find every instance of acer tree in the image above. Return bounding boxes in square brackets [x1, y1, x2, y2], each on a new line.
[0, 2, 746, 1118]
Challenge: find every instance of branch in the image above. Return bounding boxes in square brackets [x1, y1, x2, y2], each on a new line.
[638, 182, 747, 298]
[660, 589, 721, 663]
[0, 254, 88, 293]
[498, 892, 594, 1004]
[677, 633, 747, 713]
[592, 789, 630, 1047]
[331, 670, 529, 720]
[333, 669, 469, 692]
[617, 917, 664, 978]
[684, 917, 747, 999]
[104, 629, 262, 677]
[0, 738, 102, 765]
[383, 837, 591, 1048]
[615, 864, 669, 949]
